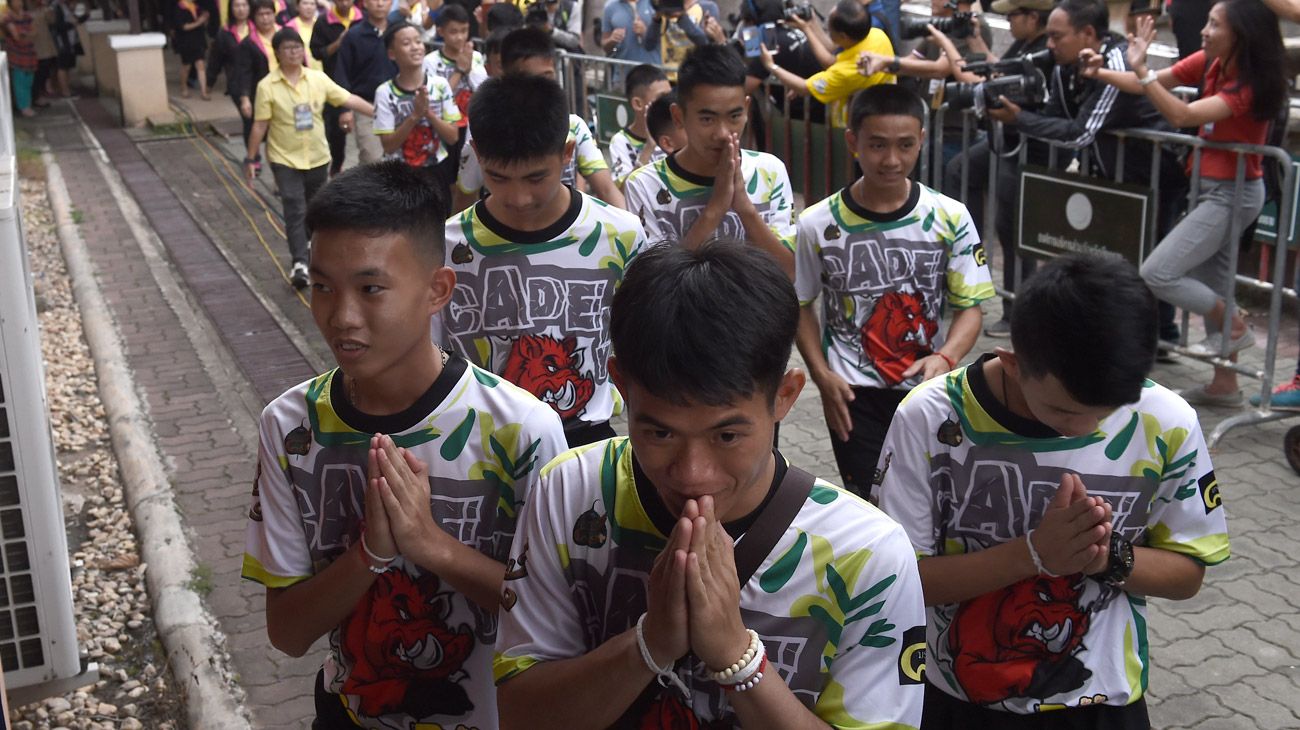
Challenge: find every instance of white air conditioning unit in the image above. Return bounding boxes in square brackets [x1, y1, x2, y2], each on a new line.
[0, 52, 92, 704]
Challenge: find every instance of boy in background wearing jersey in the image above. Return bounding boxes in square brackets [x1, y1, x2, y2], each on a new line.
[451, 27, 625, 213]
[795, 85, 993, 499]
[608, 63, 671, 186]
[877, 254, 1229, 729]
[623, 45, 794, 277]
[242, 161, 566, 729]
[374, 22, 461, 196]
[494, 240, 926, 728]
[645, 91, 687, 157]
[443, 74, 649, 448]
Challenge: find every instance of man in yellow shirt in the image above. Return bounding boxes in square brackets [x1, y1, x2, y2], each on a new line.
[759, 0, 894, 126]
[244, 27, 375, 288]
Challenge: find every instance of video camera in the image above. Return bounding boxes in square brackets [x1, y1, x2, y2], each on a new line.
[960, 48, 1051, 79]
[650, 0, 686, 15]
[783, 0, 813, 21]
[899, 1, 973, 40]
[942, 50, 1048, 117]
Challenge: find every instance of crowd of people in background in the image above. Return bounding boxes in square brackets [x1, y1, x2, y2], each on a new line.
[9, 0, 1291, 724]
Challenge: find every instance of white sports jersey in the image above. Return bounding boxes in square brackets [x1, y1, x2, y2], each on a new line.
[608, 127, 665, 185]
[496, 438, 927, 728]
[422, 48, 486, 124]
[373, 73, 461, 167]
[623, 150, 795, 254]
[794, 183, 994, 391]
[242, 355, 566, 729]
[441, 189, 648, 428]
[877, 357, 1230, 714]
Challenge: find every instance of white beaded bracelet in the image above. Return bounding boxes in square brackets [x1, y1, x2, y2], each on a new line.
[710, 629, 760, 683]
[1025, 528, 1060, 577]
[635, 613, 691, 700]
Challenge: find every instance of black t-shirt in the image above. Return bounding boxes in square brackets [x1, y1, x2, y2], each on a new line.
[745, 24, 826, 122]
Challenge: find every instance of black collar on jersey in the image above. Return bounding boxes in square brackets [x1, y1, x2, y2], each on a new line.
[631, 448, 787, 541]
[622, 128, 647, 144]
[474, 185, 582, 245]
[329, 351, 467, 435]
[841, 179, 920, 222]
[666, 152, 716, 187]
[967, 353, 1062, 439]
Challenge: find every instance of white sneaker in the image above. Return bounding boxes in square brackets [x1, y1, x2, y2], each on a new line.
[290, 261, 309, 289]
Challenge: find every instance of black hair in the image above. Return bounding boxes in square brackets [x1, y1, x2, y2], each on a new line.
[739, 0, 782, 25]
[249, 0, 275, 15]
[848, 83, 926, 132]
[676, 44, 747, 108]
[647, 90, 678, 143]
[1011, 254, 1156, 407]
[227, 0, 250, 23]
[500, 25, 555, 70]
[469, 74, 569, 164]
[484, 1, 524, 33]
[271, 26, 303, 51]
[612, 241, 797, 407]
[382, 20, 419, 48]
[827, 0, 872, 42]
[484, 26, 511, 56]
[1055, 0, 1107, 38]
[1030, 7, 1051, 26]
[436, 2, 469, 27]
[1218, 0, 1287, 121]
[625, 63, 668, 100]
[305, 160, 448, 262]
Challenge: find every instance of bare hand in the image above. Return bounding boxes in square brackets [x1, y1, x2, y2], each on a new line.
[710, 134, 737, 208]
[339, 110, 354, 132]
[610, 26, 627, 44]
[373, 434, 442, 563]
[643, 502, 696, 667]
[902, 353, 952, 382]
[684, 497, 749, 671]
[785, 13, 808, 31]
[1031, 473, 1111, 576]
[814, 370, 854, 442]
[702, 15, 725, 43]
[725, 135, 752, 215]
[1077, 48, 1104, 79]
[364, 435, 398, 558]
[243, 160, 257, 185]
[413, 84, 429, 119]
[858, 51, 889, 77]
[631, 16, 644, 36]
[1126, 14, 1156, 72]
[985, 95, 1021, 123]
[759, 42, 774, 72]
[455, 41, 473, 70]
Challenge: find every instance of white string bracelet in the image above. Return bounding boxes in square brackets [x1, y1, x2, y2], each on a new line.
[711, 629, 760, 683]
[635, 613, 691, 700]
[360, 532, 396, 574]
[1025, 528, 1060, 577]
[729, 656, 767, 693]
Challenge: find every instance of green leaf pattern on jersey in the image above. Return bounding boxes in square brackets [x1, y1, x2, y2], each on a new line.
[468, 411, 544, 519]
[761, 530, 900, 669]
[305, 371, 443, 449]
[944, 372, 1106, 453]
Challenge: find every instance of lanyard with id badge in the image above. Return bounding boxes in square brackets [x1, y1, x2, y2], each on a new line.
[294, 102, 314, 131]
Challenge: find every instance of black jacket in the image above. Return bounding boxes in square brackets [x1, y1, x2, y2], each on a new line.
[333, 18, 395, 103]
[233, 33, 272, 103]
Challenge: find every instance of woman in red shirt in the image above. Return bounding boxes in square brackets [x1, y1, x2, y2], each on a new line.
[1084, 0, 1286, 405]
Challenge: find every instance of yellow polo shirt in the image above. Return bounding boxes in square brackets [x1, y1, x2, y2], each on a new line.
[253, 66, 351, 170]
[807, 28, 896, 127]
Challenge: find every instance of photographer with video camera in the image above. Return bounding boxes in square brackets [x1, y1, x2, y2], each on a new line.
[937, 0, 1052, 337]
[523, 0, 582, 50]
[759, 0, 894, 126]
[740, 0, 827, 126]
[857, 0, 993, 164]
[643, 0, 725, 78]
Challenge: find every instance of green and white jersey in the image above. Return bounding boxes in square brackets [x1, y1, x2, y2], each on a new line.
[457, 114, 608, 195]
[422, 48, 487, 125]
[608, 127, 665, 185]
[877, 356, 1230, 715]
[623, 151, 796, 253]
[242, 355, 565, 729]
[373, 73, 461, 167]
[442, 189, 648, 429]
[496, 438, 927, 729]
[795, 183, 994, 391]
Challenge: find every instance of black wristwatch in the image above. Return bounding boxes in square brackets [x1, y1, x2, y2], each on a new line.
[1100, 533, 1135, 586]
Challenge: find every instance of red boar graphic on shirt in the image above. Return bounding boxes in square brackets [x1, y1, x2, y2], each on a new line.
[503, 334, 595, 421]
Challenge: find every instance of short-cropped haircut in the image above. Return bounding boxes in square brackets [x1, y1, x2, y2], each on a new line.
[1011, 253, 1157, 407]
[624, 63, 667, 99]
[382, 20, 420, 48]
[436, 2, 469, 26]
[469, 74, 569, 164]
[500, 25, 556, 70]
[827, 0, 872, 42]
[848, 83, 926, 133]
[676, 44, 747, 108]
[485, 1, 524, 32]
[271, 27, 304, 51]
[305, 160, 447, 262]
[611, 240, 798, 407]
[646, 90, 677, 142]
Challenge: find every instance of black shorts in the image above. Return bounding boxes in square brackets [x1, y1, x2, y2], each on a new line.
[828, 386, 907, 500]
[313, 668, 361, 729]
[921, 681, 1151, 730]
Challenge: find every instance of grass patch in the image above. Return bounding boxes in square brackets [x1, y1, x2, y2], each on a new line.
[186, 563, 214, 597]
[71, 208, 84, 224]
[16, 145, 44, 179]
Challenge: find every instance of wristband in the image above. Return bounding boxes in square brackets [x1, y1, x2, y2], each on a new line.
[1025, 528, 1061, 577]
[887, 55, 901, 74]
[1138, 69, 1158, 88]
[725, 655, 767, 693]
[635, 613, 691, 700]
[710, 629, 761, 684]
[360, 531, 396, 574]
[243, 157, 258, 165]
[936, 351, 955, 370]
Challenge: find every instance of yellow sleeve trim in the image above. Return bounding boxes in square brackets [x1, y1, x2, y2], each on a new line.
[241, 554, 311, 589]
[494, 652, 542, 685]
